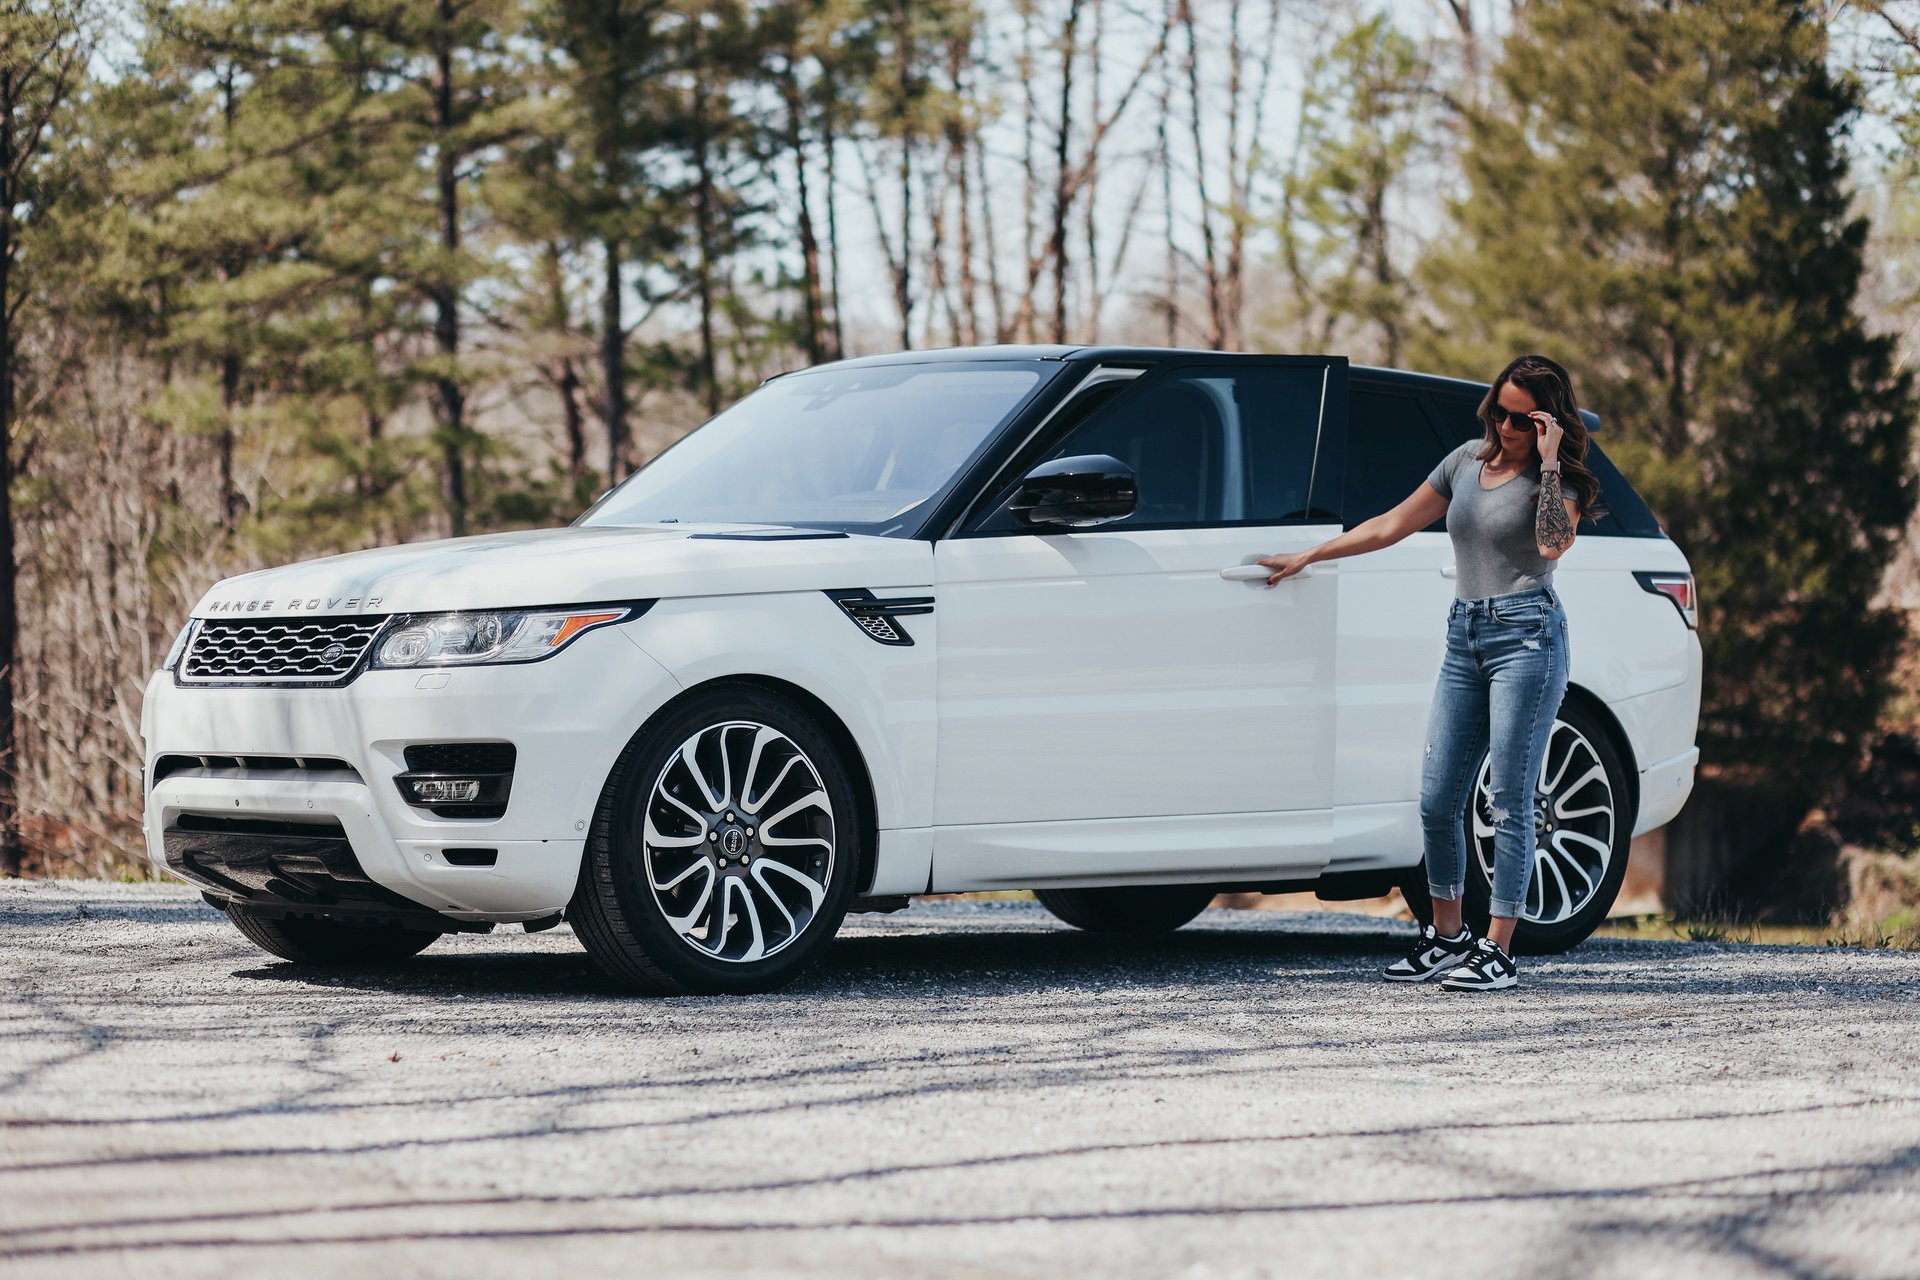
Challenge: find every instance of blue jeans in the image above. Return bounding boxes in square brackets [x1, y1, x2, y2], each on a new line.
[1419, 584, 1571, 920]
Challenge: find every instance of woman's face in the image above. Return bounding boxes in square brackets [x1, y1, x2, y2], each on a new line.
[1495, 380, 1539, 455]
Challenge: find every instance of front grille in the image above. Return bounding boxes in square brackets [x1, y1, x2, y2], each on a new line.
[151, 754, 360, 784]
[180, 617, 387, 686]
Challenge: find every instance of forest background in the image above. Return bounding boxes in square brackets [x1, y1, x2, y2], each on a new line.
[4, 0, 1920, 931]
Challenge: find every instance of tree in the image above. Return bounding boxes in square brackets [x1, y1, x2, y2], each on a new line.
[527, 0, 682, 480]
[1276, 9, 1433, 366]
[1416, 0, 1919, 811]
[0, 1, 90, 876]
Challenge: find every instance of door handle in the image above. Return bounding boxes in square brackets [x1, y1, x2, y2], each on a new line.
[1220, 564, 1316, 582]
[1441, 564, 1457, 579]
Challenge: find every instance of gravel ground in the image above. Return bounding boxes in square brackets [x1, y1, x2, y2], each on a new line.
[2, 881, 1918, 1280]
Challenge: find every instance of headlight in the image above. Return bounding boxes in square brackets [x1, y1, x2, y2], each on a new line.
[161, 620, 198, 672]
[370, 605, 645, 669]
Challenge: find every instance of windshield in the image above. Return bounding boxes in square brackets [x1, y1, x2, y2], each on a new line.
[579, 360, 1056, 536]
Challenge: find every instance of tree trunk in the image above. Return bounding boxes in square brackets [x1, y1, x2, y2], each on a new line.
[824, 111, 845, 360]
[1158, 24, 1178, 347]
[432, 0, 468, 536]
[0, 68, 18, 875]
[892, 2, 917, 348]
[0, 141, 16, 877]
[601, 236, 629, 479]
[692, 67, 720, 415]
[1049, 0, 1082, 344]
[781, 62, 826, 364]
[558, 356, 588, 485]
[217, 69, 239, 529]
[1180, 0, 1224, 348]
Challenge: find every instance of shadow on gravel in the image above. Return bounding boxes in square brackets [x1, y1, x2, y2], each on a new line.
[225, 923, 1422, 1002]
[218, 919, 1920, 1007]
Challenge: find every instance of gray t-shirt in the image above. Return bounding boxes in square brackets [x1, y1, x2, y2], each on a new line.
[1425, 440, 1553, 601]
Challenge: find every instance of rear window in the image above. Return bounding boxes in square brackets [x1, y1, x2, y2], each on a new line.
[1345, 386, 1449, 528]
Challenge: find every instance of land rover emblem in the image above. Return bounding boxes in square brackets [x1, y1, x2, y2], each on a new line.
[721, 829, 747, 857]
[319, 643, 347, 663]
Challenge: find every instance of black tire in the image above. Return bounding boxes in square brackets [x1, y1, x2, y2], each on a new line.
[1034, 885, 1216, 933]
[224, 905, 441, 964]
[569, 685, 865, 995]
[1402, 699, 1632, 955]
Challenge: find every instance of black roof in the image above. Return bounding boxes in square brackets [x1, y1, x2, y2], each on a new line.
[772, 344, 1599, 428]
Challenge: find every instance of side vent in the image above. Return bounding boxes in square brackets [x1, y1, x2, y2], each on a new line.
[824, 589, 935, 647]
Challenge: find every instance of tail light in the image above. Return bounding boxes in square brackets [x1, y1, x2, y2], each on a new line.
[1632, 571, 1697, 629]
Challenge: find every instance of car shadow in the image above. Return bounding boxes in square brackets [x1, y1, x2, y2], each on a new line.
[219, 912, 1595, 1003]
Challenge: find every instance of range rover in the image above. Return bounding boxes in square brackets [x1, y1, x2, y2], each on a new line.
[142, 345, 1702, 994]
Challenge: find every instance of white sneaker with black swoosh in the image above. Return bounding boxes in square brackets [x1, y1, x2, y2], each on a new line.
[1382, 923, 1476, 982]
[1440, 936, 1520, 991]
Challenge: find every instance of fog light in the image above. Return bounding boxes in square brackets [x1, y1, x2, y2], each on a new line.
[410, 778, 481, 804]
[393, 761, 513, 818]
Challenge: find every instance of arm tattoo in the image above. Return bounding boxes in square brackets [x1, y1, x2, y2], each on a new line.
[1536, 470, 1575, 553]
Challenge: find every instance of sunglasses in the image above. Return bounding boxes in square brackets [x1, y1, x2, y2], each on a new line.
[1491, 405, 1550, 428]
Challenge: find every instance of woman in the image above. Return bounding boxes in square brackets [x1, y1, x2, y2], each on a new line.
[1258, 354, 1607, 992]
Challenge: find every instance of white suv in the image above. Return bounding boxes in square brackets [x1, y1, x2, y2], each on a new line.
[142, 346, 1702, 994]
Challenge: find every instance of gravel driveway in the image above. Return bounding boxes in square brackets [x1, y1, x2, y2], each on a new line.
[2, 880, 1918, 1280]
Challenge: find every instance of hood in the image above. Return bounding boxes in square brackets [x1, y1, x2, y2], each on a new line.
[191, 524, 934, 619]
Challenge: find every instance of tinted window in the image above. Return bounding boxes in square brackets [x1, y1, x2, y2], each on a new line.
[975, 365, 1326, 532]
[1425, 389, 1488, 446]
[1344, 386, 1451, 527]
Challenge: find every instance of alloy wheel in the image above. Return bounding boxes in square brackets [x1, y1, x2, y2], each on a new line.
[642, 720, 836, 963]
[1470, 717, 1618, 926]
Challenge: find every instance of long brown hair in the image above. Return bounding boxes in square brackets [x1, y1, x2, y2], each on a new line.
[1474, 354, 1607, 522]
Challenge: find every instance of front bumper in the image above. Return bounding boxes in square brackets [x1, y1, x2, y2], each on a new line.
[141, 627, 681, 922]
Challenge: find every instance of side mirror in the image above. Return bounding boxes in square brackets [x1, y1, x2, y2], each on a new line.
[1008, 454, 1137, 529]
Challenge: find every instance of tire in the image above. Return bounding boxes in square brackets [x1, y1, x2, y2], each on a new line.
[569, 685, 865, 995]
[224, 905, 441, 964]
[1401, 699, 1632, 955]
[1034, 885, 1216, 933]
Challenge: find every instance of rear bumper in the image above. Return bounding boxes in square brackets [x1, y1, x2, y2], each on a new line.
[1633, 745, 1700, 837]
[140, 626, 680, 922]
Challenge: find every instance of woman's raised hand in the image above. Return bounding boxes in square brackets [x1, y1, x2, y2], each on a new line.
[1530, 410, 1564, 463]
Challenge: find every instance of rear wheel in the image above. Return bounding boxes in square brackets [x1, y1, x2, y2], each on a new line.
[569, 686, 864, 995]
[1034, 885, 1216, 933]
[1401, 700, 1632, 955]
[223, 905, 441, 964]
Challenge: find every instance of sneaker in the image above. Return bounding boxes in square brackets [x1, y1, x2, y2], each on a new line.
[1383, 922, 1476, 982]
[1440, 937, 1519, 991]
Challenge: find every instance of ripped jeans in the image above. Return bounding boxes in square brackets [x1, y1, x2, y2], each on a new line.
[1419, 584, 1570, 920]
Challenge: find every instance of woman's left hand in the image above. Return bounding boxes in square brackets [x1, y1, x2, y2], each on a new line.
[1530, 411, 1564, 464]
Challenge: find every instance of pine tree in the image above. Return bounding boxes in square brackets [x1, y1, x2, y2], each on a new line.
[1414, 0, 1918, 806]
[520, 0, 684, 481]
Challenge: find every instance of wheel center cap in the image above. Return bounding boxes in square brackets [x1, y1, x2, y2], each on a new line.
[720, 827, 747, 857]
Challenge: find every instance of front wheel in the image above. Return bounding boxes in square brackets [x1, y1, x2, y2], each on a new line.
[569, 686, 864, 995]
[223, 905, 441, 964]
[1034, 885, 1216, 933]
[1402, 699, 1632, 955]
